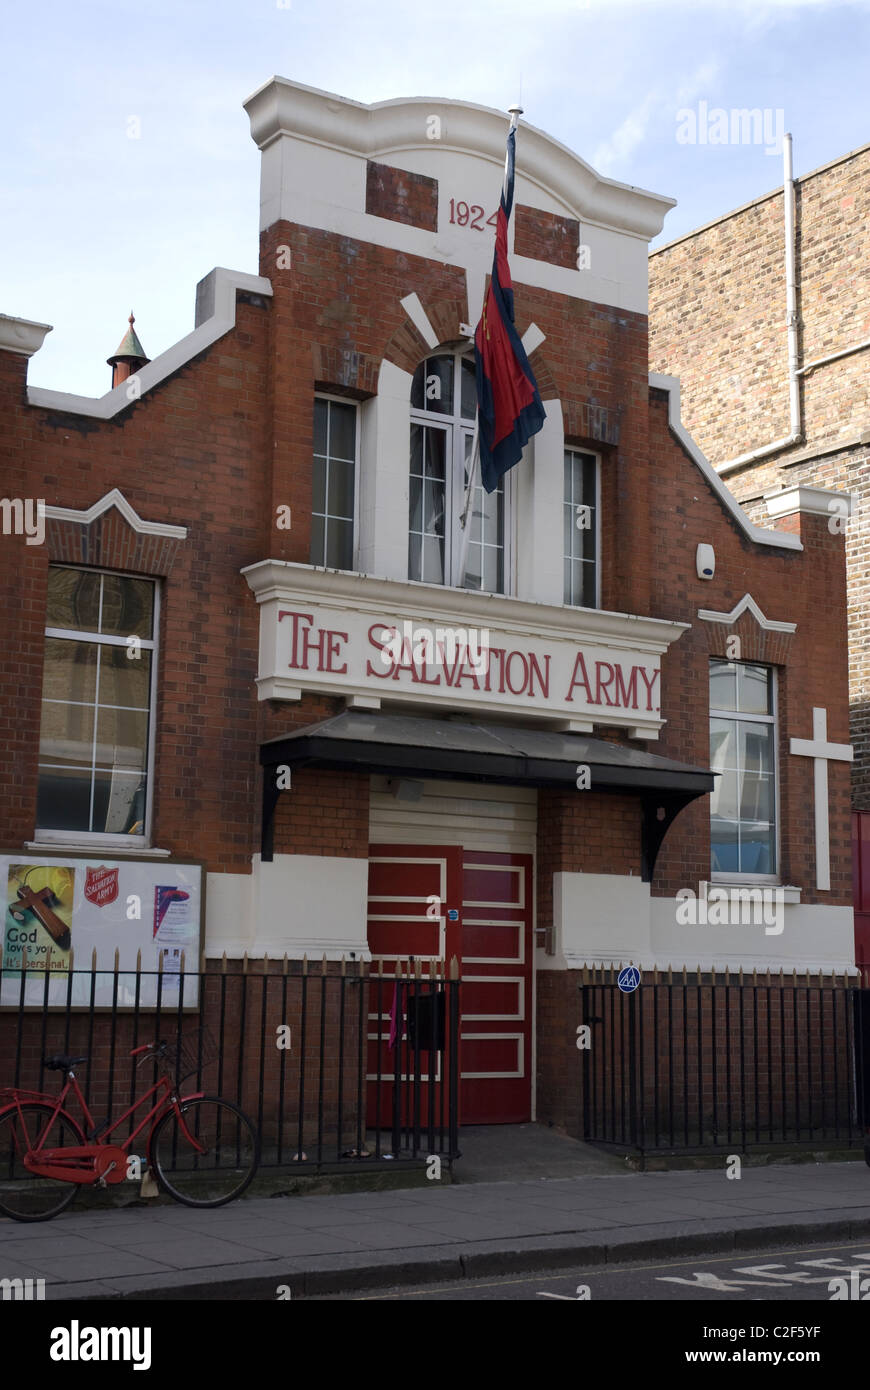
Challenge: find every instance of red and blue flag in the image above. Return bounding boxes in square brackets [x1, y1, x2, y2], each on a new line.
[474, 124, 546, 493]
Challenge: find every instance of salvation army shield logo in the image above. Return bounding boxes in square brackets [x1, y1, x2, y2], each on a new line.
[84, 865, 119, 908]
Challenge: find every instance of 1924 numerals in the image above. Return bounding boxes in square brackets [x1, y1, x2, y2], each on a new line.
[448, 198, 499, 230]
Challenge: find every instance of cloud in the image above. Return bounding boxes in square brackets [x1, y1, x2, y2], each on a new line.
[592, 61, 718, 173]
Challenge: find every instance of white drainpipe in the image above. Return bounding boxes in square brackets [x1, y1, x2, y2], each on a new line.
[717, 133, 803, 477]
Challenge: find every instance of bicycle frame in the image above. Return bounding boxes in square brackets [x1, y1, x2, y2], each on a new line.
[2, 1065, 205, 1186]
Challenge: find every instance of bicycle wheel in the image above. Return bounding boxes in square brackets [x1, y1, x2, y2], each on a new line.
[0, 1103, 84, 1222]
[149, 1096, 259, 1208]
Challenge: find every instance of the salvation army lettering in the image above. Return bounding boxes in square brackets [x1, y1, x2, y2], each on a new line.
[272, 605, 666, 730]
[244, 566, 689, 736]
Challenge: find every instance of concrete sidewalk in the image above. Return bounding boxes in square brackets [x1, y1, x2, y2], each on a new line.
[5, 1158, 870, 1299]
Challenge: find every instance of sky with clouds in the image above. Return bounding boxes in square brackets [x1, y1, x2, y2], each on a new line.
[2, 0, 868, 396]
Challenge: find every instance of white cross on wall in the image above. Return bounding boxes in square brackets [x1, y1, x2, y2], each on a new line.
[789, 707, 852, 892]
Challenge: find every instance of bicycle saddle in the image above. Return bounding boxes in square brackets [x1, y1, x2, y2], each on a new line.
[43, 1054, 88, 1071]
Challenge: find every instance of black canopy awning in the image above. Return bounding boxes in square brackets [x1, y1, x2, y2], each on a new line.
[259, 710, 715, 881]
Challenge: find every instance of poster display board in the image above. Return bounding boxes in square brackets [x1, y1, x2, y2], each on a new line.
[0, 853, 204, 1009]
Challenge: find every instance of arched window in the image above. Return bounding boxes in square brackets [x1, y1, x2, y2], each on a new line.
[408, 352, 508, 593]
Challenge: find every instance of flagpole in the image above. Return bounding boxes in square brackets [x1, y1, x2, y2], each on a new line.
[456, 102, 523, 591]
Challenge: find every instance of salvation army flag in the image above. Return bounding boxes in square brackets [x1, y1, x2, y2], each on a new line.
[474, 124, 546, 493]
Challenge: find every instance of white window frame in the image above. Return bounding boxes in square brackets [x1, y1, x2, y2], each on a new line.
[35, 565, 161, 850]
[563, 448, 600, 610]
[311, 393, 361, 573]
[409, 351, 514, 595]
[710, 661, 780, 886]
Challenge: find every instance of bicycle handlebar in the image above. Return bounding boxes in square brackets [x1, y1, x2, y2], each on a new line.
[129, 1040, 168, 1063]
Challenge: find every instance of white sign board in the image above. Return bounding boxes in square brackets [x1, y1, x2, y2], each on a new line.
[1, 854, 203, 1009]
[244, 565, 689, 739]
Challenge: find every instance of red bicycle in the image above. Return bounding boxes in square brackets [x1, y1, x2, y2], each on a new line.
[0, 1036, 259, 1222]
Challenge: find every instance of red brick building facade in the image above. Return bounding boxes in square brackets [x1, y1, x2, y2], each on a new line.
[0, 80, 855, 1138]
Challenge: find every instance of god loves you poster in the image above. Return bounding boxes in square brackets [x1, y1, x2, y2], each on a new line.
[5, 864, 74, 974]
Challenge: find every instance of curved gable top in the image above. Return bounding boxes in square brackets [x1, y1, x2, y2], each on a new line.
[243, 76, 675, 240]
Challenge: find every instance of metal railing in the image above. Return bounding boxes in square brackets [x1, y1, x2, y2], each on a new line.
[0, 949, 461, 1173]
[581, 965, 867, 1158]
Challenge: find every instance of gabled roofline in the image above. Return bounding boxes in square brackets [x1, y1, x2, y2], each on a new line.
[649, 372, 802, 552]
[26, 268, 273, 420]
[244, 76, 676, 241]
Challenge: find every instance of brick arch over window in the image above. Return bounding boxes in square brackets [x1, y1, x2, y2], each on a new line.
[562, 397, 622, 448]
[44, 490, 187, 577]
[382, 295, 470, 376]
[699, 613, 796, 666]
[381, 320, 430, 376]
[527, 348, 558, 401]
[312, 343, 380, 397]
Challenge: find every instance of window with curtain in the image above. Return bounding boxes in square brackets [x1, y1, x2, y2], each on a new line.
[408, 352, 508, 592]
[37, 567, 158, 840]
[709, 659, 777, 877]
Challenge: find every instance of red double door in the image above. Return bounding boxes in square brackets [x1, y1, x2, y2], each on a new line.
[366, 844, 533, 1124]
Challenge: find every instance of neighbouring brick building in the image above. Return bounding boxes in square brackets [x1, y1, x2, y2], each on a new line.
[649, 139, 870, 800]
[0, 79, 856, 1143]
[649, 136, 870, 973]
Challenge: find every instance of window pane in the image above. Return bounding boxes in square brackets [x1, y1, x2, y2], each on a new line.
[38, 700, 94, 768]
[99, 647, 152, 710]
[739, 823, 776, 875]
[313, 398, 328, 455]
[738, 663, 771, 715]
[424, 427, 447, 480]
[422, 534, 445, 584]
[328, 401, 356, 462]
[410, 361, 427, 411]
[99, 574, 154, 639]
[582, 454, 597, 500]
[579, 561, 596, 609]
[46, 568, 100, 632]
[409, 473, 423, 533]
[36, 767, 92, 833]
[710, 719, 736, 772]
[742, 723, 773, 775]
[577, 507, 595, 560]
[42, 638, 97, 705]
[328, 458, 354, 520]
[92, 771, 147, 835]
[423, 479, 445, 533]
[419, 357, 453, 415]
[326, 518, 354, 570]
[483, 545, 502, 594]
[710, 660, 737, 711]
[739, 771, 773, 822]
[410, 423, 425, 476]
[711, 821, 740, 874]
[310, 514, 325, 566]
[312, 455, 327, 514]
[711, 770, 739, 822]
[460, 358, 476, 420]
[95, 706, 148, 770]
[408, 532, 422, 582]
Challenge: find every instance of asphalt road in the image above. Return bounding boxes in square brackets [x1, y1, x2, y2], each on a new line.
[314, 1239, 870, 1300]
